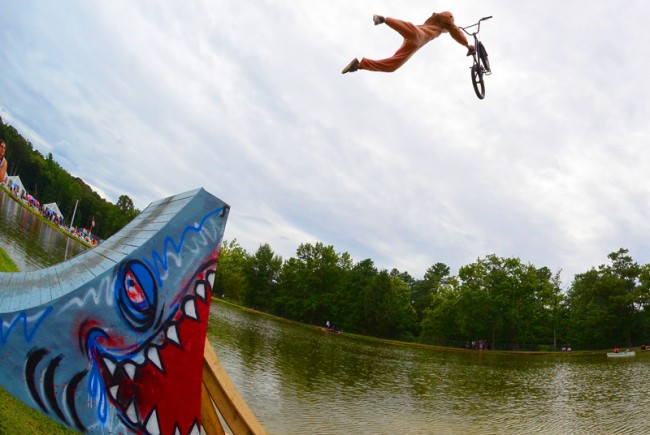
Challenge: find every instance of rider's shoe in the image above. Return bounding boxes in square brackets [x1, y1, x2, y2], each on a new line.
[373, 15, 385, 25]
[342, 58, 360, 74]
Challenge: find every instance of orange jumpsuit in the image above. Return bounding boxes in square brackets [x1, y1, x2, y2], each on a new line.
[359, 12, 470, 72]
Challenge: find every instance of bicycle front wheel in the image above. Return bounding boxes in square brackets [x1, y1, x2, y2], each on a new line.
[471, 64, 485, 99]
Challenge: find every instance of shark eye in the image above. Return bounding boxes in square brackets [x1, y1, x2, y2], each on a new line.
[116, 260, 158, 331]
[125, 272, 146, 305]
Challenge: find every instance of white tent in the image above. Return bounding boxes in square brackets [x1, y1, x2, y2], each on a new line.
[7, 175, 27, 195]
[43, 202, 63, 219]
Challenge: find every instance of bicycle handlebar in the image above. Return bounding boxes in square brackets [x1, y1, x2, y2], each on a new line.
[461, 16, 493, 34]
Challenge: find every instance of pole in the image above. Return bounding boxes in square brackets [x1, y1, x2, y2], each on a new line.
[69, 199, 79, 231]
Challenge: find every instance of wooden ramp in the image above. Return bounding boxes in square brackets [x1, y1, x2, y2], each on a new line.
[0, 188, 265, 434]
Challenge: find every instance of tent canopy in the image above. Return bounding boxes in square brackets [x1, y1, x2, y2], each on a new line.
[7, 175, 27, 195]
[43, 202, 63, 218]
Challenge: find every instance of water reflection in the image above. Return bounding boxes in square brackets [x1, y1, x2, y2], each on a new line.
[0, 189, 88, 270]
[208, 301, 650, 435]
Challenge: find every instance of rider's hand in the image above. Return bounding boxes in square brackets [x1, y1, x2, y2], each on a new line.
[467, 44, 476, 53]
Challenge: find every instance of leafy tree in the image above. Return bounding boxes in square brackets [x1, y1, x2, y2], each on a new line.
[419, 277, 461, 344]
[244, 244, 282, 311]
[333, 258, 377, 333]
[117, 194, 140, 220]
[213, 239, 249, 302]
[411, 262, 451, 322]
[566, 249, 644, 348]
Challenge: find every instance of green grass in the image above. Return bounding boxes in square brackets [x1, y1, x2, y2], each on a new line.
[0, 246, 19, 272]
[0, 387, 76, 434]
[0, 248, 77, 434]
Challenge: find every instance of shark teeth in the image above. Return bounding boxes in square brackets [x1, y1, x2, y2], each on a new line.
[183, 298, 199, 321]
[166, 324, 181, 347]
[195, 282, 207, 301]
[103, 357, 117, 376]
[126, 399, 139, 424]
[98, 267, 214, 433]
[144, 407, 161, 435]
[147, 346, 164, 373]
[109, 385, 120, 401]
[122, 361, 137, 380]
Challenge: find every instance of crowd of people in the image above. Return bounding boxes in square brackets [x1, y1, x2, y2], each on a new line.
[466, 339, 490, 351]
[1, 139, 98, 247]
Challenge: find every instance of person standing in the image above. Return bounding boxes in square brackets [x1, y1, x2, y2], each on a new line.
[0, 139, 8, 182]
[342, 11, 474, 74]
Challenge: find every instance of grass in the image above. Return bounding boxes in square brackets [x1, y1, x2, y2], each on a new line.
[0, 246, 19, 272]
[0, 387, 76, 434]
[0, 248, 77, 434]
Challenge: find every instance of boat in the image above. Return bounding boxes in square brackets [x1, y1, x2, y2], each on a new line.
[0, 188, 266, 434]
[607, 350, 636, 358]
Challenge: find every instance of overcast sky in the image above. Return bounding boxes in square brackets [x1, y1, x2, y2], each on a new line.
[1, 1, 649, 285]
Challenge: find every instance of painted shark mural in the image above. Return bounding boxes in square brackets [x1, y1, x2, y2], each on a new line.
[0, 188, 229, 434]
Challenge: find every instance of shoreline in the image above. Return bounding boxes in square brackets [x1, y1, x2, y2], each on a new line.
[213, 298, 607, 357]
[0, 185, 93, 249]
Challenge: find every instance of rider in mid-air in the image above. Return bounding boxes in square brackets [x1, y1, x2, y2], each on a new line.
[342, 11, 475, 74]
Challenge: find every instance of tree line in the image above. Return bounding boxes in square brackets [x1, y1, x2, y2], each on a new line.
[214, 240, 650, 351]
[0, 118, 139, 239]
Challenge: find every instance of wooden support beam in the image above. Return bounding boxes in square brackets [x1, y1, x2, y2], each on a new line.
[201, 381, 227, 435]
[202, 338, 267, 435]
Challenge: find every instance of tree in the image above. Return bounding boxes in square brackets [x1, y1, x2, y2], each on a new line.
[117, 194, 140, 219]
[566, 248, 643, 348]
[244, 244, 282, 311]
[334, 258, 377, 333]
[411, 262, 451, 321]
[213, 239, 249, 302]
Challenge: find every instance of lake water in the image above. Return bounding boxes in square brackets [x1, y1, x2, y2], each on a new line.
[0, 188, 88, 271]
[209, 301, 650, 434]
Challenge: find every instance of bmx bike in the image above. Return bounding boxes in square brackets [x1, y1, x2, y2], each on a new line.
[461, 16, 492, 99]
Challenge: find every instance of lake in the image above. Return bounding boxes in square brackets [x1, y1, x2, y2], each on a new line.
[0, 188, 87, 271]
[209, 301, 650, 434]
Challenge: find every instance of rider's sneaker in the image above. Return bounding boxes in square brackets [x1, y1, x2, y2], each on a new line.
[342, 58, 360, 74]
[373, 15, 385, 25]
[484, 68, 492, 75]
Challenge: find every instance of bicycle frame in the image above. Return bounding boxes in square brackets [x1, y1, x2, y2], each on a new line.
[461, 16, 492, 99]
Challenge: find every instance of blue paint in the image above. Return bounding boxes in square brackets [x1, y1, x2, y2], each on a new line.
[0, 306, 53, 348]
[144, 206, 226, 285]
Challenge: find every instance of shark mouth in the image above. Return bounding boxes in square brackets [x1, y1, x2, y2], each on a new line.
[94, 259, 217, 435]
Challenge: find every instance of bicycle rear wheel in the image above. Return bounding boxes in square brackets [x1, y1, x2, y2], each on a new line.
[471, 64, 485, 99]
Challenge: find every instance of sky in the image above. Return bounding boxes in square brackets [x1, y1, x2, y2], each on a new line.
[1, 1, 649, 286]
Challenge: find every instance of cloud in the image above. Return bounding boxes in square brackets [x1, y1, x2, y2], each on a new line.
[1, 0, 650, 284]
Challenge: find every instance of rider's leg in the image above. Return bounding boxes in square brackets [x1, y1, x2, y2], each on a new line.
[358, 18, 423, 72]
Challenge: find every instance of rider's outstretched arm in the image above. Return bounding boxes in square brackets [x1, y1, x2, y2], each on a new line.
[448, 25, 472, 50]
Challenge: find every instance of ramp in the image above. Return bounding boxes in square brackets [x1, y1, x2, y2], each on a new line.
[0, 188, 229, 434]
